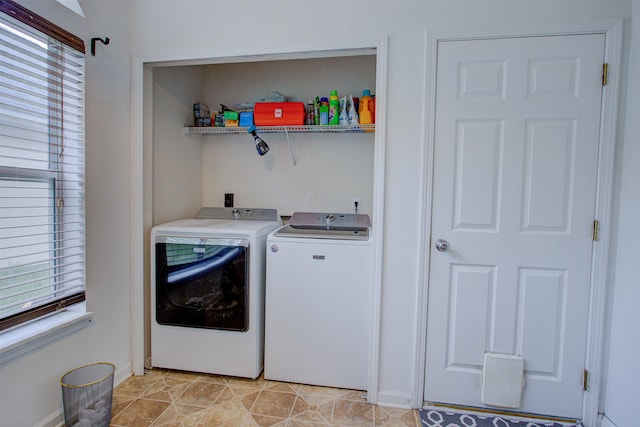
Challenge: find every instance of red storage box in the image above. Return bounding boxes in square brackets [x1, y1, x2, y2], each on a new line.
[253, 102, 306, 126]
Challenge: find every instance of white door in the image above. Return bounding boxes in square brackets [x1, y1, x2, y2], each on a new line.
[424, 34, 605, 418]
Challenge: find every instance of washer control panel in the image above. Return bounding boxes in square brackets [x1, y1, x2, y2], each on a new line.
[288, 212, 370, 229]
[274, 212, 371, 240]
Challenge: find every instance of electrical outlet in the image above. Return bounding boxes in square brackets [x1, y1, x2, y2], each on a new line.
[224, 193, 234, 208]
[352, 197, 361, 213]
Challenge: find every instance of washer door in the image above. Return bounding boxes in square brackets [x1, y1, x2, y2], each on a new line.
[154, 236, 250, 331]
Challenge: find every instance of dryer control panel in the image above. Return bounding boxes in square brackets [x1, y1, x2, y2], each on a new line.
[194, 207, 278, 221]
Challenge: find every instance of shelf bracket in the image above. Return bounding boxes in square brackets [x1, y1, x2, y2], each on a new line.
[285, 128, 297, 166]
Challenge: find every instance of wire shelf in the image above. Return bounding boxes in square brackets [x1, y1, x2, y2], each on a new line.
[183, 124, 375, 135]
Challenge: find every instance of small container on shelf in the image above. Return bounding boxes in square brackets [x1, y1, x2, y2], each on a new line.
[328, 90, 340, 125]
[319, 97, 329, 125]
[254, 102, 306, 126]
[193, 102, 211, 126]
[214, 112, 225, 127]
[359, 90, 374, 125]
[223, 111, 239, 127]
[239, 111, 254, 127]
[306, 100, 315, 125]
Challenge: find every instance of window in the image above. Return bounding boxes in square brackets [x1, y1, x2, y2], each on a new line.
[0, 0, 85, 331]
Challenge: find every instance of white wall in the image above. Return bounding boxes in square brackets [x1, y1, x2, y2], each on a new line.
[199, 56, 376, 216]
[152, 66, 205, 225]
[601, 2, 640, 426]
[151, 56, 377, 218]
[0, 1, 134, 426]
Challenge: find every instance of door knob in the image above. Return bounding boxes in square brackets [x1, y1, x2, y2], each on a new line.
[434, 239, 449, 252]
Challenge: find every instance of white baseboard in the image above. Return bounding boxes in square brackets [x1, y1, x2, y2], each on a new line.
[35, 361, 133, 427]
[115, 361, 133, 386]
[33, 410, 63, 427]
[375, 390, 414, 409]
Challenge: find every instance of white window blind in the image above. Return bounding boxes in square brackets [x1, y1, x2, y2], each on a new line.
[0, 1, 86, 331]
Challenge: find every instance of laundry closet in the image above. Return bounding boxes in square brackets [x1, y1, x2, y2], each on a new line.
[146, 49, 382, 387]
[151, 51, 378, 225]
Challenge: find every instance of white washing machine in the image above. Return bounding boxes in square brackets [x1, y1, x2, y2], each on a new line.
[151, 207, 281, 379]
[265, 212, 373, 390]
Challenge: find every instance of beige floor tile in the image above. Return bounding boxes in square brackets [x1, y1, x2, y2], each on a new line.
[199, 405, 258, 427]
[110, 398, 171, 426]
[250, 413, 288, 426]
[114, 372, 163, 398]
[290, 408, 332, 425]
[240, 390, 262, 410]
[375, 406, 419, 427]
[295, 392, 338, 409]
[266, 382, 298, 393]
[290, 396, 310, 418]
[161, 369, 202, 382]
[195, 372, 229, 385]
[110, 369, 420, 427]
[399, 410, 419, 427]
[316, 400, 336, 424]
[286, 420, 331, 427]
[174, 381, 226, 407]
[111, 395, 136, 419]
[374, 422, 416, 427]
[338, 389, 368, 402]
[251, 390, 298, 418]
[227, 376, 267, 390]
[143, 376, 192, 402]
[151, 403, 207, 426]
[331, 399, 375, 426]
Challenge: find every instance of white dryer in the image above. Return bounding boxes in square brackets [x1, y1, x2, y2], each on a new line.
[151, 207, 280, 379]
[265, 212, 373, 390]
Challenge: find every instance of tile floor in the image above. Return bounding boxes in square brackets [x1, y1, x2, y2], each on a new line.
[110, 369, 420, 427]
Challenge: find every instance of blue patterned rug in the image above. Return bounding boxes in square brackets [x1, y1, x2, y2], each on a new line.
[420, 409, 581, 427]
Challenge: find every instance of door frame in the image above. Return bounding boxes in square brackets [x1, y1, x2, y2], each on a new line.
[414, 18, 623, 426]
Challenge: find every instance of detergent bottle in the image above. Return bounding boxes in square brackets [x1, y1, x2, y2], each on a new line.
[319, 97, 329, 125]
[328, 90, 340, 125]
[359, 89, 374, 124]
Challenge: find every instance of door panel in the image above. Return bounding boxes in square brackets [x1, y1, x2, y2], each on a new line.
[522, 119, 575, 232]
[454, 120, 503, 230]
[424, 34, 605, 418]
[448, 264, 495, 367]
[517, 267, 565, 374]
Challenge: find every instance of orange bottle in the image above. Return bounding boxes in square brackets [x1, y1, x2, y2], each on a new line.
[359, 89, 374, 124]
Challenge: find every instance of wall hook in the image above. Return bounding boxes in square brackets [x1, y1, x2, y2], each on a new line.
[90, 37, 110, 56]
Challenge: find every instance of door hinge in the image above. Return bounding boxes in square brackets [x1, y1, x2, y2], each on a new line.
[583, 369, 590, 391]
[593, 220, 600, 241]
[602, 63, 609, 86]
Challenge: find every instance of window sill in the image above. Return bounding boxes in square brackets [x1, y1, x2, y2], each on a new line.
[0, 305, 93, 367]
